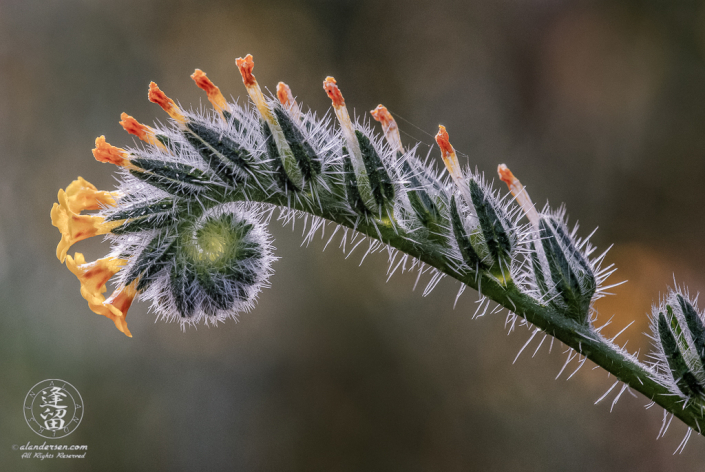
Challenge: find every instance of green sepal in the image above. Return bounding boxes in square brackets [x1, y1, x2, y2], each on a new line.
[273, 106, 321, 179]
[530, 240, 551, 302]
[547, 217, 596, 312]
[666, 303, 705, 382]
[539, 217, 592, 323]
[679, 294, 705, 364]
[343, 147, 370, 216]
[198, 270, 238, 313]
[122, 234, 177, 292]
[658, 312, 704, 397]
[155, 135, 184, 154]
[403, 161, 440, 229]
[450, 195, 484, 270]
[355, 130, 395, 208]
[469, 179, 512, 267]
[130, 158, 211, 196]
[184, 121, 252, 184]
[548, 218, 593, 278]
[107, 199, 180, 235]
[221, 110, 243, 133]
[170, 255, 198, 319]
[261, 120, 300, 192]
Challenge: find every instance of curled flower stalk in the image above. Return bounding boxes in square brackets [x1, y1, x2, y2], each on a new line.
[50, 54, 704, 446]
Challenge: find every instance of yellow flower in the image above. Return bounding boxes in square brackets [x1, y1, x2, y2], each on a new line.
[50, 179, 122, 263]
[66, 253, 134, 337]
[65, 176, 117, 212]
[104, 281, 138, 337]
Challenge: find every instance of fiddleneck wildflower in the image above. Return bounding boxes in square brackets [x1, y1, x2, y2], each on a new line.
[50, 53, 705, 446]
[51, 178, 122, 263]
[65, 253, 132, 337]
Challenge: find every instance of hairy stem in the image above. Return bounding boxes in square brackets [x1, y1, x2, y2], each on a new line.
[226, 185, 705, 433]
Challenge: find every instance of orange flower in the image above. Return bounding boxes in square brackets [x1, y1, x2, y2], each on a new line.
[435, 125, 460, 180]
[119, 113, 165, 149]
[370, 105, 402, 153]
[322, 76, 361, 163]
[51, 184, 123, 263]
[148, 82, 186, 123]
[191, 69, 229, 117]
[235, 54, 257, 87]
[323, 77, 345, 108]
[435, 125, 472, 208]
[497, 164, 539, 228]
[92, 136, 132, 167]
[66, 253, 133, 337]
[236, 54, 275, 123]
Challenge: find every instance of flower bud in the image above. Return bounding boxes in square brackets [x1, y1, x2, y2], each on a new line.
[651, 290, 705, 398]
[538, 216, 595, 323]
[657, 310, 704, 397]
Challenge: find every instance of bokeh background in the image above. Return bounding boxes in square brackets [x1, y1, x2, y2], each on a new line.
[2, 0, 705, 470]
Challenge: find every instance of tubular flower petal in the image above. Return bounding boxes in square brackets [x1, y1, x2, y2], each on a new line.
[435, 125, 460, 180]
[323, 77, 363, 169]
[276, 82, 303, 123]
[371, 105, 403, 154]
[119, 113, 166, 149]
[65, 177, 117, 213]
[236, 54, 274, 123]
[103, 280, 138, 337]
[323, 76, 345, 107]
[498, 164, 539, 228]
[191, 69, 229, 117]
[236, 54, 303, 190]
[92, 136, 132, 167]
[65, 253, 132, 337]
[148, 82, 186, 124]
[435, 125, 471, 207]
[51, 188, 124, 262]
[65, 252, 124, 306]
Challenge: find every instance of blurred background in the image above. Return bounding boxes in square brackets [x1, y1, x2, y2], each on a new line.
[2, 0, 705, 470]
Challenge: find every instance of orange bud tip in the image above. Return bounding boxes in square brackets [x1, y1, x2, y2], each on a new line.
[148, 82, 185, 123]
[236, 54, 256, 87]
[497, 164, 539, 227]
[371, 104, 402, 153]
[92, 136, 130, 167]
[370, 105, 391, 123]
[497, 164, 516, 188]
[119, 113, 150, 142]
[323, 77, 345, 108]
[191, 69, 229, 116]
[277, 82, 294, 107]
[148, 82, 170, 109]
[191, 69, 218, 95]
[435, 125, 453, 158]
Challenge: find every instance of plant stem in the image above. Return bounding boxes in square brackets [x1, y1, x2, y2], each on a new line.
[226, 184, 705, 433]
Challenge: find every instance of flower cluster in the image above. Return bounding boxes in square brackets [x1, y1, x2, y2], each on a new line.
[51, 54, 607, 338]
